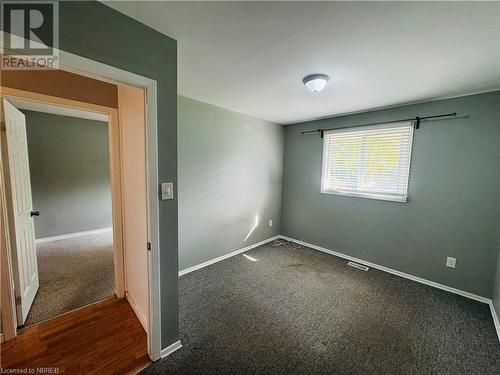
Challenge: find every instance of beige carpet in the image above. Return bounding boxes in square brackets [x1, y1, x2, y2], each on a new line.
[24, 231, 114, 326]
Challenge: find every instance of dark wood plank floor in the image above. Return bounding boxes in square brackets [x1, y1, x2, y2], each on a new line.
[0, 297, 150, 374]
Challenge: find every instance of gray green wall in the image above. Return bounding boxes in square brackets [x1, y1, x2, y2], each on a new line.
[282, 91, 500, 298]
[178, 96, 283, 270]
[58, 2, 178, 348]
[24, 110, 112, 239]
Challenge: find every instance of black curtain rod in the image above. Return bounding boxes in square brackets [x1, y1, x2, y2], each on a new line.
[301, 112, 457, 137]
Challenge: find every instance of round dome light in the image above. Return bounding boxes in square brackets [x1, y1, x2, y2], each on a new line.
[303, 74, 329, 92]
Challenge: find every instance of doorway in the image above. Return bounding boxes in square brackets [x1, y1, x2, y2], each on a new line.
[0, 59, 160, 361]
[4, 99, 115, 327]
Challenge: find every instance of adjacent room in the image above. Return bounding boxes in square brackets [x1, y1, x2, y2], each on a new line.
[21, 107, 114, 326]
[1, 1, 499, 374]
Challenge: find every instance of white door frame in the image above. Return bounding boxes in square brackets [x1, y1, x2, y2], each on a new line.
[1, 34, 163, 361]
[60, 52, 162, 362]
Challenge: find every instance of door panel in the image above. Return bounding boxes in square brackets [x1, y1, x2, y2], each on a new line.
[2, 99, 39, 325]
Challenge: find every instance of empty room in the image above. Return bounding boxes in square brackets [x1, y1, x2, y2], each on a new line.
[1, 1, 499, 374]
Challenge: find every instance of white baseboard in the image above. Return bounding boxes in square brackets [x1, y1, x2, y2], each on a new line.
[489, 302, 500, 343]
[160, 340, 182, 358]
[174, 233, 499, 343]
[179, 235, 280, 277]
[35, 227, 113, 244]
[279, 235, 492, 305]
[126, 292, 148, 333]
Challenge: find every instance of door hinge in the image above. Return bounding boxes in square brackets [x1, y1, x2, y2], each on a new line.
[15, 296, 21, 305]
[147, 242, 151, 251]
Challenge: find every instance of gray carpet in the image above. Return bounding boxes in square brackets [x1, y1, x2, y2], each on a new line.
[24, 231, 114, 326]
[142, 241, 500, 375]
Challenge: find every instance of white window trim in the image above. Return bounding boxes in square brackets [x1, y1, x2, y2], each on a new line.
[320, 121, 414, 203]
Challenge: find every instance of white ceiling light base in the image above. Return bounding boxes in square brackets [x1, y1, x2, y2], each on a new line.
[303, 74, 329, 92]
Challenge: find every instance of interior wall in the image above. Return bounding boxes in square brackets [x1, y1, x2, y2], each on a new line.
[23, 110, 112, 238]
[178, 96, 283, 270]
[59, 1, 178, 348]
[281, 91, 500, 298]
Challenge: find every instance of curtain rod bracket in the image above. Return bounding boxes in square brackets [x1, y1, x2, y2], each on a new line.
[415, 116, 421, 129]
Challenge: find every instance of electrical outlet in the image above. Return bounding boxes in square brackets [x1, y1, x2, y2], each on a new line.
[446, 257, 456, 269]
[269, 220, 273, 227]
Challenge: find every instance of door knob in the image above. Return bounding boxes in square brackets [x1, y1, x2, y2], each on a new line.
[30, 211, 40, 217]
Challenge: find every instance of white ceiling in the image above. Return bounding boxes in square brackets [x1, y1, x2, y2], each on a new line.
[106, 1, 500, 124]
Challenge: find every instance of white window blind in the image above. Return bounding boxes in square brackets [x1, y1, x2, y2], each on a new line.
[321, 122, 414, 202]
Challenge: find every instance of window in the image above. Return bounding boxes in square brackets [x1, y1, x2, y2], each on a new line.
[321, 122, 414, 202]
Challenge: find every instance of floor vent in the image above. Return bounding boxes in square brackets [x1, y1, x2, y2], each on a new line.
[347, 261, 369, 271]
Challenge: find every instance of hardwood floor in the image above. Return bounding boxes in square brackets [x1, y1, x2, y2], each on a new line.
[0, 297, 150, 374]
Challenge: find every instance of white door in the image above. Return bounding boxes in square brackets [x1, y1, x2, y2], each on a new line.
[2, 99, 39, 325]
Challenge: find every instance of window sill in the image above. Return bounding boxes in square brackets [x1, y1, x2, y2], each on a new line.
[320, 189, 408, 203]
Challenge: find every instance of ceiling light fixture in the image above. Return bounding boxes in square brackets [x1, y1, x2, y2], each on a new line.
[303, 74, 329, 93]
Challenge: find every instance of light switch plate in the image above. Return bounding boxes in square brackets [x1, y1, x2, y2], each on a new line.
[446, 257, 456, 269]
[161, 182, 174, 200]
